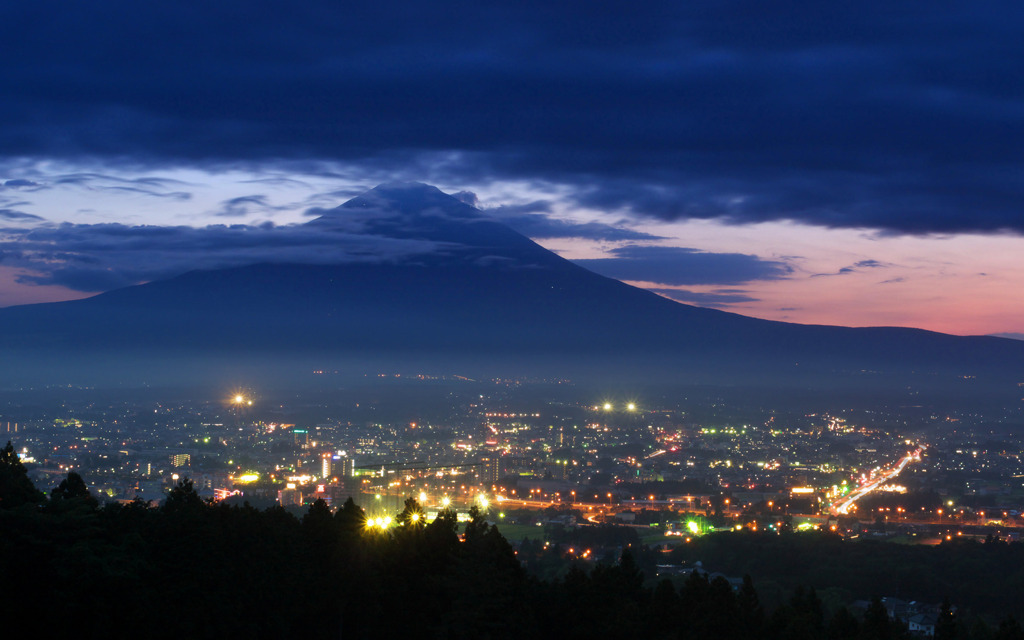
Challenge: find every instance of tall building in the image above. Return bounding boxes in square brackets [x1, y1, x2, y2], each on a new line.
[481, 456, 501, 484]
[334, 453, 354, 478]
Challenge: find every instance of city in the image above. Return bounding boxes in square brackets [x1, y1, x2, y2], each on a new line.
[7, 374, 1024, 636]
[7, 374, 1024, 541]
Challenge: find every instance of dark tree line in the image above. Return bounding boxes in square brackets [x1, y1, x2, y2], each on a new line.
[3, 445, 1024, 640]
[667, 529, 1024, 621]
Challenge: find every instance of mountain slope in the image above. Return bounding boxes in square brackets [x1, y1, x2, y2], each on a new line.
[0, 182, 1020, 390]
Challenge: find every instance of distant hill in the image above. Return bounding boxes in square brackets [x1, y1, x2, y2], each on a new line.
[0, 182, 1020, 394]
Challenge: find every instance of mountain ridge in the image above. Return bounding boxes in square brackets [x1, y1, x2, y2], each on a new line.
[0, 182, 1020, 391]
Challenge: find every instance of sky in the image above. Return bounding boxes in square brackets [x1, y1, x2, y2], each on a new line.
[1, 1, 1023, 337]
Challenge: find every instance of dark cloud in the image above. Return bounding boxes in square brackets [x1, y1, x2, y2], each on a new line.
[103, 186, 191, 200]
[854, 260, 884, 269]
[455, 192, 666, 240]
[239, 177, 313, 189]
[811, 259, 890, 277]
[650, 287, 759, 308]
[35, 172, 195, 202]
[1, 219, 444, 292]
[214, 195, 276, 217]
[503, 214, 664, 241]
[0, 209, 44, 222]
[486, 202, 664, 241]
[2, 1, 1023, 233]
[2, 179, 45, 191]
[574, 245, 791, 286]
[51, 173, 188, 189]
[451, 191, 481, 207]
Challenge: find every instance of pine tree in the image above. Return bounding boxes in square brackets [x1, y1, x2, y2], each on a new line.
[935, 598, 958, 640]
[0, 440, 44, 509]
[50, 471, 98, 508]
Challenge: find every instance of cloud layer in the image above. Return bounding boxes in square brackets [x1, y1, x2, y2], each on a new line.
[2, 1, 1022, 233]
[575, 245, 792, 286]
[0, 219, 443, 292]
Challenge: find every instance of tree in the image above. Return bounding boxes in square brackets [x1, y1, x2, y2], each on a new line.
[463, 504, 490, 542]
[162, 477, 206, 513]
[335, 496, 366, 536]
[395, 496, 426, 529]
[424, 505, 459, 550]
[995, 616, 1024, 640]
[862, 596, 894, 640]
[650, 578, 680, 637]
[0, 440, 44, 508]
[738, 574, 765, 636]
[826, 607, 860, 640]
[302, 498, 337, 548]
[935, 598, 958, 640]
[50, 471, 98, 508]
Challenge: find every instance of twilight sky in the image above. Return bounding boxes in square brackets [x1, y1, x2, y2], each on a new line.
[1, 1, 1023, 337]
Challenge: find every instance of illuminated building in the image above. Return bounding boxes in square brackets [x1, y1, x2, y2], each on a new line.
[481, 456, 501, 484]
[334, 453, 354, 478]
[279, 486, 303, 507]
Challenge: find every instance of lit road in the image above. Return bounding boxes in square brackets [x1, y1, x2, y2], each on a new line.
[831, 447, 924, 516]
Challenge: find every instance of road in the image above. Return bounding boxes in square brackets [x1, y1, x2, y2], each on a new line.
[831, 447, 923, 516]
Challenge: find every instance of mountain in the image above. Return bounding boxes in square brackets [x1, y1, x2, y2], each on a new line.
[0, 182, 1021, 393]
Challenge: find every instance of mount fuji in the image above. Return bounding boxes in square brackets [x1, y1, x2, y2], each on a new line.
[0, 182, 1020, 393]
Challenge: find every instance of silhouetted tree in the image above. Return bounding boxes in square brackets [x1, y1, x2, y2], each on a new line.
[826, 606, 861, 640]
[395, 496, 426, 529]
[51, 471, 97, 508]
[0, 440, 43, 508]
[995, 616, 1024, 640]
[162, 477, 205, 513]
[649, 578, 680, 637]
[335, 496, 365, 533]
[463, 503, 490, 541]
[936, 598, 959, 640]
[738, 574, 765, 636]
[766, 586, 824, 640]
[862, 596, 894, 640]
